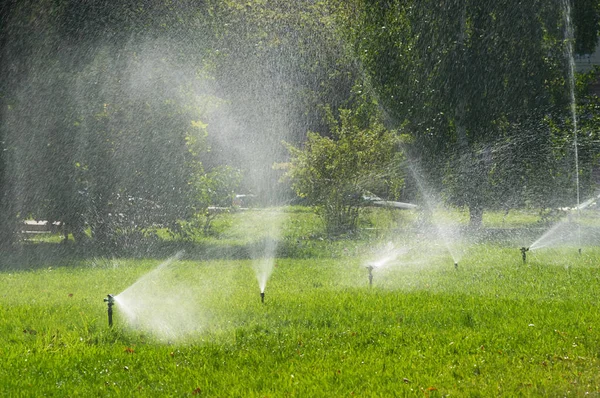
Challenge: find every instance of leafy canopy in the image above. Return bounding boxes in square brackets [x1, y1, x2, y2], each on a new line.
[285, 106, 405, 235]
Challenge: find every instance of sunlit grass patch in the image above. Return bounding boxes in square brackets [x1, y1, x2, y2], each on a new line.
[2, 245, 600, 395]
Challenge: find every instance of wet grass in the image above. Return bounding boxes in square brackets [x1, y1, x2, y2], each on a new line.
[14, 206, 598, 265]
[1, 242, 600, 396]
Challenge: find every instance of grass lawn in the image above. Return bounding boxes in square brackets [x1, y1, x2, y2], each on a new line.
[1, 247, 600, 396]
[2, 207, 600, 396]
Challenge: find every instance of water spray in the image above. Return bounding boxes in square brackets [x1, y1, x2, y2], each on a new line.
[260, 291, 265, 304]
[103, 294, 115, 327]
[520, 247, 529, 264]
[366, 265, 374, 287]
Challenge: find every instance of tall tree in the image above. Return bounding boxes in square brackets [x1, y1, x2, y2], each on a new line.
[0, 0, 20, 247]
[0, 0, 216, 246]
[573, 0, 600, 55]
[350, 0, 576, 226]
[202, 0, 360, 202]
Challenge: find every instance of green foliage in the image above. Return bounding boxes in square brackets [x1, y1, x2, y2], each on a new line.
[1, 0, 600, 246]
[576, 67, 600, 200]
[197, 166, 242, 209]
[173, 165, 242, 238]
[0, 1, 232, 247]
[285, 108, 405, 235]
[573, 0, 600, 55]
[202, 0, 360, 201]
[347, 0, 590, 225]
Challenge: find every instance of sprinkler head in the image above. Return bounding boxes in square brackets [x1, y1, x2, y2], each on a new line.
[260, 291, 265, 304]
[578, 248, 582, 255]
[366, 265, 374, 287]
[103, 294, 115, 305]
[520, 247, 529, 264]
[454, 262, 458, 270]
[103, 294, 115, 327]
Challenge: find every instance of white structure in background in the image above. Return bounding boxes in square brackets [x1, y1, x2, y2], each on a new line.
[575, 42, 600, 96]
[362, 194, 417, 210]
[575, 41, 600, 73]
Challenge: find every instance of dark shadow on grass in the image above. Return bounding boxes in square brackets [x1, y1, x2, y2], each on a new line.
[0, 237, 331, 271]
[463, 225, 600, 246]
[4, 224, 598, 271]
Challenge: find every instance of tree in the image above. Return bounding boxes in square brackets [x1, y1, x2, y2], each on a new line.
[0, 0, 219, 247]
[201, 0, 360, 203]
[0, 0, 24, 247]
[573, 0, 600, 55]
[197, 166, 242, 236]
[348, 0, 577, 226]
[285, 105, 405, 235]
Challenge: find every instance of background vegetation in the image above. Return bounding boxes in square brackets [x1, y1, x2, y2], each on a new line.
[0, 0, 600, 244]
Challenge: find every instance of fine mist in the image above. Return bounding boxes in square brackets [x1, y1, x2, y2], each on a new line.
[114, 252, 210, 341]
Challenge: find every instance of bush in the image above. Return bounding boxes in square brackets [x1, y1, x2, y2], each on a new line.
[284, 107, 405, 236]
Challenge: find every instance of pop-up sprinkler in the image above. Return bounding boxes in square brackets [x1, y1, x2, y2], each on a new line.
[103, 294, 115, 327]
[366, 265, 374, 287]
[454, 262, 458, 270]
[520, 247, 529, 264]
[260, 291, 265, 304]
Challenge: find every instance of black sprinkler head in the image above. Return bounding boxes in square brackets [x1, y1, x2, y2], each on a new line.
[520, 247, 529, 264]
[366, 265, 374, 287]
[103, 294, 115, 327]
[260, 291, 265, 304]
[454, 262, 458, 270]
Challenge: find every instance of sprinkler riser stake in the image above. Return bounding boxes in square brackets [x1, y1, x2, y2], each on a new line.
[520, 247, 529, 264]
[366, 265, 374, 287]
[103, 294, 115, 327]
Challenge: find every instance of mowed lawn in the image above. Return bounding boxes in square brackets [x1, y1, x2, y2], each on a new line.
[1, 243, 600, 397]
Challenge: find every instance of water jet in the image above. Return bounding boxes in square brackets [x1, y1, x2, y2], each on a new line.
[103, 294, 115, 327]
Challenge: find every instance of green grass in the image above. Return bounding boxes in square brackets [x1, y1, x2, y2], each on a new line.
[2, 242, 600, 396]
[3, 207, 600, 396]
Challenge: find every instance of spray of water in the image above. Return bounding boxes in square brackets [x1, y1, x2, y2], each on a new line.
[254, 238, 277, 294]
[528, 193, 600, 251]
[519, 2, 586, 254]
[407, 163, 463, 264]
[113, 251, 210, 340]
[563, 0, 582, 250]
[240, 209, 286, 296]
[529, 218, 578, 251]
[365, 242, 409, 270]
[576, 193, 600, 211]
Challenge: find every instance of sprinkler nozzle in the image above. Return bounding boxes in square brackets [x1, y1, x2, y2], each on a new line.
[366, 265, 374, 287]
[520, 247, 529, 264]
[454, 262, 458, 270]
[103, 294, 115, 327]
[260, 291, 265, 304]
[579, 248, 582, 255]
